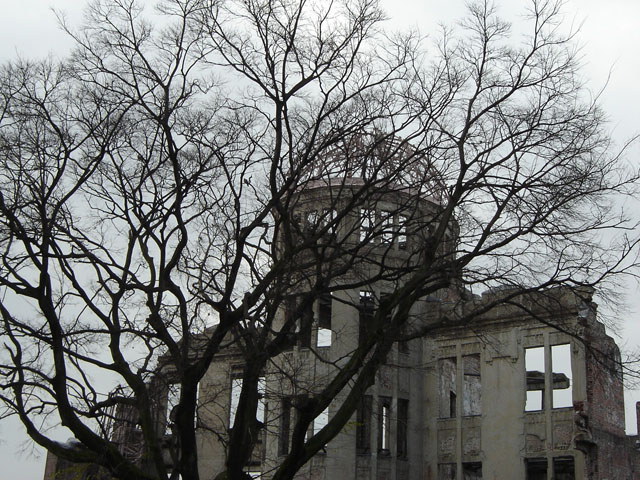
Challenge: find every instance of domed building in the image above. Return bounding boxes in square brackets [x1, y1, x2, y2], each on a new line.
[193, 136, 637, 479]
[43, 135, 640, 480]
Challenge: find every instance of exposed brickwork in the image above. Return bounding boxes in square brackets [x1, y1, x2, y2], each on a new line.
[581, 317, 631, 478]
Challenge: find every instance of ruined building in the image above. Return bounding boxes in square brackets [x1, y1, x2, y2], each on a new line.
[191, 170, 639, 479]
[44, 140, 639, 480]
[424, 288, 634, 479]
[43, 294, 638, 480]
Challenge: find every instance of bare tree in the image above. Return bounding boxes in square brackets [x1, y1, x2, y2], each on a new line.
[0, 0, 637, 479]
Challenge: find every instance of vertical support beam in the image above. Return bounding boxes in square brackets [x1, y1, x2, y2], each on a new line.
[456, 343, 463, 480]
[544, 332, 553, 480]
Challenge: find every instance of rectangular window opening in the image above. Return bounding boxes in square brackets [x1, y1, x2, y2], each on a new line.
[320, 208, 337, 236]
[439, 357, 457, 418]
[379, 292, 393, 347]
[379, 293, 392, 322]
[229, 378, 243, 428]
[286, 296, 313, 349]
[305, 210, 318, 231]
[317, 293, 332, 347]
[438, 463, 456, 480]
[398, 215, 407, 250]
[449, 391, 457, 418]
[257, 377, 265, 424]
[397, 318, 410, 354]
[553, 456, 575, 480]
[525, 344, 573, 411]
[359, 291, 374, 346]
[230, 376, 265, 428]
[313, 407, 329, 435]
[378, 397, 391, 454]
[525, 347, 545, 412]
[462, 462, 482, 480]
[278, 398, 291, 456]
[381, 211, 394, 244]
[195, 382, 200, 428]
[525, 457, 548, 480]
[298, 301, 313, 349]
[356, 395, 372, 454]
[166, 383, 181, 435]
[551, 344, 572, 409]
[463, 354, 481, 416]
[360, 208, 375, 242]
[392, 294, 408, 354]
[397, 398, 408, 459]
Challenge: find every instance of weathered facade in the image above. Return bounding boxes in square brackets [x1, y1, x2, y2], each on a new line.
[191, 289, 638, 480]
[43, 176, 639, 480]
[424, 289, 634, 479]
[191, 179, 638, 479]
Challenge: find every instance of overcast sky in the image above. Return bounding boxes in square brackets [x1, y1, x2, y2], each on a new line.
[0, 1, 639, 479]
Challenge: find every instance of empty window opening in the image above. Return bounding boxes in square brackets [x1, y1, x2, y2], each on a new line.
[463, 354, 481, 416]
[525, 458, 547, 480]
[359, 291, 375, 346]
[462, 462, 482, 480]
[391, 295, 408, 354]
[449, 391, 457, 418]
[553, 456, 575, 480]
[525, 344, 573, 411]
[316, 328, 332, 348]
[257, 377, 265, 423]
[313, 407, 329, 435]
[285, 296, 313, 349]
[439, 357, 457, 418]
[381, 211, 394, 244]
[305, 210, 318, 231]
[379, 293, 392, 322]
[525, 347, 545, 411]
[379, 292, 394, 346]
[194, 382, 200, 427]
[229, 378, 243, 427]
[438, 463, 456, 480]
[298, 302, 313, 349]
[306, 209, 336, 238]
[317, 293, 332, 347]
[230, 376, 265, 428]
[397, 398, 408, 458]
[356, 395, 372, 454]
[320, 208, 336, 233]
[284, 297, 296, 351]
[398, 215, 407, 249]
[551, 344, 572, 408]
[378, 397, 391, 453]
[278, 398, 292, 456]
[166, 383, 180, 434]
[360, 208, 375, 242]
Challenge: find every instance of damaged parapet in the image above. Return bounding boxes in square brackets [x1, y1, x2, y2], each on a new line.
[424, 286, 637, 480]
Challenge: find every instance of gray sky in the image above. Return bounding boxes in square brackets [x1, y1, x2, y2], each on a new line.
[0, 1, 639, 479]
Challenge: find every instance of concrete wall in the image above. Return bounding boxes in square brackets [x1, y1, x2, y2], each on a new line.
[191, 289, 636, 480]
[421, 293, 634, 480]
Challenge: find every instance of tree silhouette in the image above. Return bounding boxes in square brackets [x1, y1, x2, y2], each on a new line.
[0, 0, 637, 479]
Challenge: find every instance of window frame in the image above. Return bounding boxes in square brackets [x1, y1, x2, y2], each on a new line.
[377, 396, 392, 454]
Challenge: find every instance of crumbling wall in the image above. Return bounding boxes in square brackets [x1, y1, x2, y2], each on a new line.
[583, 316, 631, 478]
